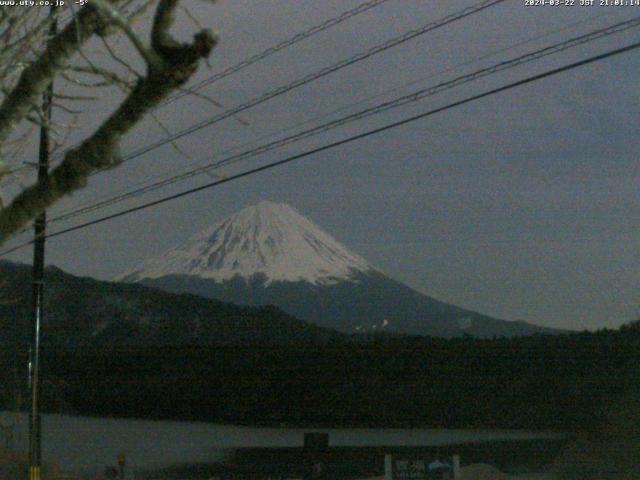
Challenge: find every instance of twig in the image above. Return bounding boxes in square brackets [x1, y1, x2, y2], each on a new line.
[0, 0, 217, 243]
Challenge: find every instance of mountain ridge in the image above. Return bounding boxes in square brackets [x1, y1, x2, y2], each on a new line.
[123, 201, 565, 338]
[0, 260, 347, 348]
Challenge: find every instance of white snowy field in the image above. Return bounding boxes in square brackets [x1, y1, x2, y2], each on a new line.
[0, 410, 563, 473]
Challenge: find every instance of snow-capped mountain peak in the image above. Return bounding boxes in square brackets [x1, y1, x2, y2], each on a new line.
[121, 201, 375, 285]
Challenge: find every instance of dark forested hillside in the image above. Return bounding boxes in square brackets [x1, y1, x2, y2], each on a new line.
[0, 261, 346, 348]
[0, 260, 637, 431]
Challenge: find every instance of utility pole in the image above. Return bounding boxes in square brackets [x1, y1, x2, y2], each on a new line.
[28, 7, 56, 480]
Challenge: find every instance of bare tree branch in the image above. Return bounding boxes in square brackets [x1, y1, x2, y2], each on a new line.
[98, 35, 144, 79]
[0, 0, 217, 243]
[69, 64, 136, 88]
[90, 0, 160, 68]
[0, 6, 113, 152]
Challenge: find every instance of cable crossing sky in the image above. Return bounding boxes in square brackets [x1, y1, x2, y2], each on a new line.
[48, 0, 394, 163]
[75, 0, 507, 171]
[46, 15, 640, 226]
[2, 38, 638, 257]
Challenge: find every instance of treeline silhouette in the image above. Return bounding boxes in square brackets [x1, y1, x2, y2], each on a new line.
[2, 323, 638, 431]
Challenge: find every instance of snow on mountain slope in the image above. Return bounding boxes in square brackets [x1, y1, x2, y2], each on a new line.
[121, 201, 375, 286]
[117, 201, 565, 338]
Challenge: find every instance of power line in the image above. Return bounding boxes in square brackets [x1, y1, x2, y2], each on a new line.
[2, 0, 507, 238]
[52, 9, 618, 221]
[89, 0, 507, 167]
[160, 0, 393, 108]
[48, 0, 393, 164]
[48, 15, 640, 224]
[2, 38, 638, 257]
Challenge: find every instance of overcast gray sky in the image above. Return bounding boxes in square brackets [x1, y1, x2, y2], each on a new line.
[4, 0, 639, 331]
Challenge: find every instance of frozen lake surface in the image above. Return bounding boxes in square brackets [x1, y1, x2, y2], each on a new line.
[0, 411, 562, 472]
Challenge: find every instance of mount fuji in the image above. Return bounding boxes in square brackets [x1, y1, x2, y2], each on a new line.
[119, 201, 560, 338]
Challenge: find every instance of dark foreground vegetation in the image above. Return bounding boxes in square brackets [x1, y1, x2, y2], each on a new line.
[1, 322, 638, 432]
